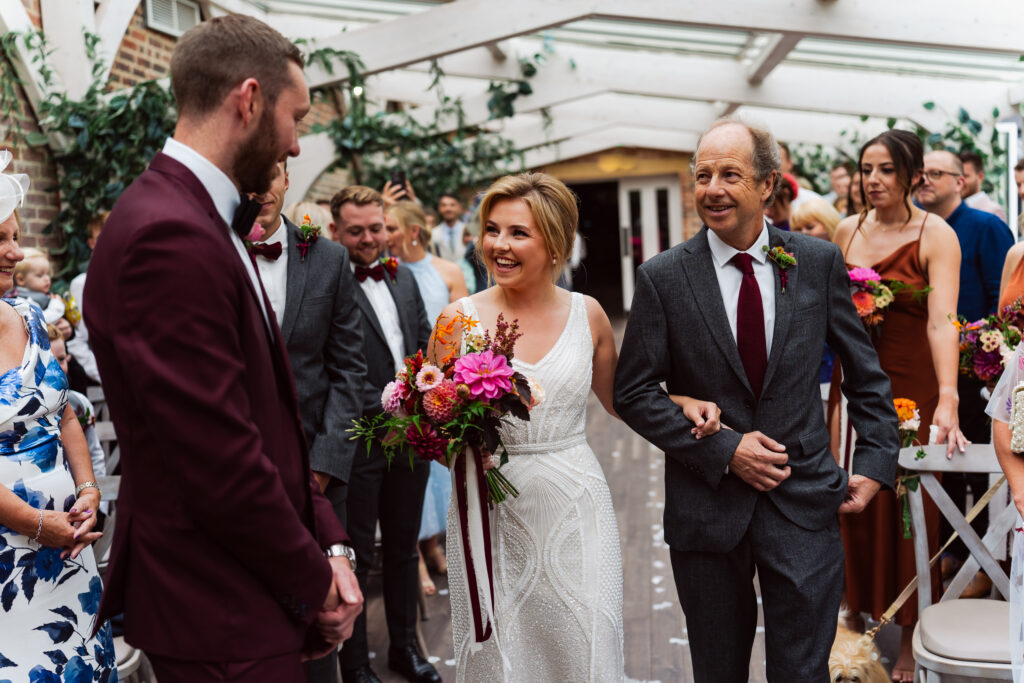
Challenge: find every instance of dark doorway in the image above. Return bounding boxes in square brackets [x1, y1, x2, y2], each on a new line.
[569, 181, 623, 317]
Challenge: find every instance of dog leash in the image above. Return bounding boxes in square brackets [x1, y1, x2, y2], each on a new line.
[865, 474, 1007, 640]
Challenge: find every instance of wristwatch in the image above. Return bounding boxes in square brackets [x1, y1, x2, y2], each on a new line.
[325, 543, 357, 572]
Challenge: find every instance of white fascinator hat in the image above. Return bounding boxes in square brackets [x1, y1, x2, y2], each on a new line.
[0, 150, 30, 224]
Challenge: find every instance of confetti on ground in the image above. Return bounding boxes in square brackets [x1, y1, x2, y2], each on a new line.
[652, 575, 664, 585]
[653, 601, 674, 610]
[669, 637, 688, 646]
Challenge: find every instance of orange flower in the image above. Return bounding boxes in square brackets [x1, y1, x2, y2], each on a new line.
[893, 398, 917, 423]
[852, 291, 876, 317]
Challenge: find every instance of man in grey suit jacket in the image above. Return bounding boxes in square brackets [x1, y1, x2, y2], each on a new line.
[614, 120, 899, 681]
[249, 162, 368, 683]
[330, 186, 438, 683]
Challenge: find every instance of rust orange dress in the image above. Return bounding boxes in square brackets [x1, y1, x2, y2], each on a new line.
[999, 252, 1024, 312]
[835, 219, 941, 626]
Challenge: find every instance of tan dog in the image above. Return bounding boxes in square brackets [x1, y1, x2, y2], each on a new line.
[829, 624, 889, 683]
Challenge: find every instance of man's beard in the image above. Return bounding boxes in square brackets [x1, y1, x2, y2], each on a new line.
[233, 111, 281, 195]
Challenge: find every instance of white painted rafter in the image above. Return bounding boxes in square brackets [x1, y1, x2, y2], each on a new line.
[745, 32, 803, 85]
[304, 0, 1024, 89]
[522, 126, 699, 169]
[40, 0, 93, 100]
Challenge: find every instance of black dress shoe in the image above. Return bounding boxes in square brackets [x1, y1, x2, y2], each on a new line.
[388, 643, 441, 683]
[340, 664, 382, 683]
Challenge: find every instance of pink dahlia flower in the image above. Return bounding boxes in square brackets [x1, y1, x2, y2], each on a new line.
[847, 267, 881, 284]
[381, 380, 408, 415]
[453, 350, 515, 400]
[423, 381, 459, 423]
[415, 364, 443, 393]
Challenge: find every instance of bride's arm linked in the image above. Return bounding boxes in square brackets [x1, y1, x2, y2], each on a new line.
[586, 297, 721, 437]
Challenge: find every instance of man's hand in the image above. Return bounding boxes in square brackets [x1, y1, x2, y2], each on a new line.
[313, 471, 331, 494]
[315, 556, 363, 648]
[838, 475, 882, 514]
[728, 432, 789, 491]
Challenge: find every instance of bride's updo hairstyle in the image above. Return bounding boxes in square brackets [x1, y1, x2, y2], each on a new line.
[477, 172, 579, 282]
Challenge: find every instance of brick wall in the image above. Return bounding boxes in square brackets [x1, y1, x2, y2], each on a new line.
[106, 6, 175, 90]
[0, 0, 60, 251]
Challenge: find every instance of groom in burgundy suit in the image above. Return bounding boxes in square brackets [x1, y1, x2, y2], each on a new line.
[85, 15, 362, 682]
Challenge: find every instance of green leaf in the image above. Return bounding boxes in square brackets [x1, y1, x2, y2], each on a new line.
[922, 101, 935, 111]
[24, 131, 49, 146]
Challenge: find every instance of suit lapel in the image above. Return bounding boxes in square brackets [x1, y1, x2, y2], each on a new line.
[761, 227, 797, 393]
[280, 218, 308, 344]
[680, 229, 753, 395]
[385, 274, 413, 355]
[354, 280, 388, 348]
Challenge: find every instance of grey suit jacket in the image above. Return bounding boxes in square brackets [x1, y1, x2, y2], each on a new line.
[354, 263, 432, 416]
[280, 216, 367, 484]
[614, 225, 899, 553]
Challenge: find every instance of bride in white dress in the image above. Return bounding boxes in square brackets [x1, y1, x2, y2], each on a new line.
[433, 173, 720, 682]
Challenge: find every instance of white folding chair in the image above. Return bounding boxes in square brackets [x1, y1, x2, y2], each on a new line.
[899, 444, 1017, 681]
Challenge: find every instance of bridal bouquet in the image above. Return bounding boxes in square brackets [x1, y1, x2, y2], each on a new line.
[350, 311, 541, 504]
[954, 297, 1024, 382]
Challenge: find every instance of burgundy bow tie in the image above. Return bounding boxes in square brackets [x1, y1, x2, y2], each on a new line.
[248, 241, 282, 261]
[355, 264, 386, 283]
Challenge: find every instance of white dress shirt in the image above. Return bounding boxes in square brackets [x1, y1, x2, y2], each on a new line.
[432, 219, 465, 261]
[252, 217, 289, 328]
[706, 223, 775, 355]
[352, 263, 405, 373]
[161, 138, 272, 332]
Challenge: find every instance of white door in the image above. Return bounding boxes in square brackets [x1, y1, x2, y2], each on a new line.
[618, 175, 683, 311]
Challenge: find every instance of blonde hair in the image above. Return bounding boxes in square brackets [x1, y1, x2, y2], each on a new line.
[13, 247, 48, 285]
[387, 200, 431, 243]
[477, 172, 578, 281]
[791, 198, 842, 241]
[285, 202, 332, 234]
[46, 323, 61, 342]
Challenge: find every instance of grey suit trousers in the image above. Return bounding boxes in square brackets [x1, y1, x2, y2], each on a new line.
[671, 494, 843, 683]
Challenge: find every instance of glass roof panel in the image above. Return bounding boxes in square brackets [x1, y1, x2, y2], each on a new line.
[537, 19, 749, 58]
[790, 38, 1024, 83]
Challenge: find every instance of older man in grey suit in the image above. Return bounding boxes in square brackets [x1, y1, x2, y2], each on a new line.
[614, 120, 899, 681]
[249, 161, 367, 683]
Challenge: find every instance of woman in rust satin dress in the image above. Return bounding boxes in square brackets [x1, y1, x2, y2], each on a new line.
[831, 130, 966, 682]
[999, 242, 1024, 312]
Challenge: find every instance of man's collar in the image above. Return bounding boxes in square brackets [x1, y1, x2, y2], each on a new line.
[944, 199, 966, 223]
[966, 190, 986, 202]
[707, 221, 770, 268]
[162, 138, 239, 229]
[259, 215, 286, 245]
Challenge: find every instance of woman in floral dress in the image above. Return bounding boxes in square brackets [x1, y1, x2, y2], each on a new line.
[0, 197, 115, 681]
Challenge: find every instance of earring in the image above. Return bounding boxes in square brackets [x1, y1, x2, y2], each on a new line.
[412, 239, 418, 246]
[551, 256, 557, 264]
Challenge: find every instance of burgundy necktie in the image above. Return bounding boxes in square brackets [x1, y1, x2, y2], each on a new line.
[248, 241, 282, 261]
[731, 253, 767, 399]
[355, 264, 386, 283]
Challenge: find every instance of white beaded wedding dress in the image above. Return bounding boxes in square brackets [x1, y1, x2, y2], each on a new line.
[448, 293, 624, 682]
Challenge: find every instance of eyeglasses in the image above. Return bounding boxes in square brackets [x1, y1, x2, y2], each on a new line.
[923, 169, 962, 182]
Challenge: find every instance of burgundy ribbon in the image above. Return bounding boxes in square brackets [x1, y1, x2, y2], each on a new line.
[455, 446, 495, 642]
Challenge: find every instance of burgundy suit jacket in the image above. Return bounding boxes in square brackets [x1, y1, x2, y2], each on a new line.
[84, 152, 348, 661]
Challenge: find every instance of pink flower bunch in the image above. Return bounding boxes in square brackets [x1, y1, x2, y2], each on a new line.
[453, 349, 515, 400]
[847, 267, 882, 284]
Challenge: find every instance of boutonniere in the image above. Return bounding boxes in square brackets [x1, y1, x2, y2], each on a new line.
[296, 214, 322, 262]
[243, 222, 265, 250]
[762, 245, 797, 293]
[381, 256, 399, 282]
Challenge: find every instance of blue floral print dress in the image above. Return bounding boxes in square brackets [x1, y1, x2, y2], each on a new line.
[0, 298, 115, 682]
